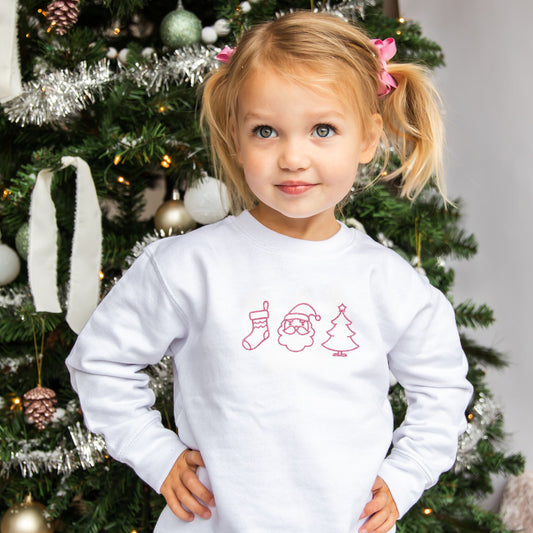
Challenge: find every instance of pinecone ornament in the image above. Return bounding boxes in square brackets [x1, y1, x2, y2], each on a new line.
[47, 0, 80, 35]
[23, 386, 57, 430]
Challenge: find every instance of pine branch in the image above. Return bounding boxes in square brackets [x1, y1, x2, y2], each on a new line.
[455, 300, 495, 329]
[461, 335, 508, 369]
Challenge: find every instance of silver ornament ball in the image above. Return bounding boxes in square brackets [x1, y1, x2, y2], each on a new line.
[160, 7, 202, 49]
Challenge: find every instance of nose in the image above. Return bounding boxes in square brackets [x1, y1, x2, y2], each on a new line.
[278, 138, 310, 172]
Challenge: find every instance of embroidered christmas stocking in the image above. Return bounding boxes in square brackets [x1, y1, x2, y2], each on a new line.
[242, 301, 270, 350]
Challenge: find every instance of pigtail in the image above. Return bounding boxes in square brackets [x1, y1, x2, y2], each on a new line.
[378, 62, 445, 200]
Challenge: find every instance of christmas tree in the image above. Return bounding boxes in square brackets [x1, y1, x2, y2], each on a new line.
[0, 0, 524, 531]
[321, 304, 359, 357]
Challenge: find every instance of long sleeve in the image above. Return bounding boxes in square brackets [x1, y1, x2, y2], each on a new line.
[66, 246, 189, 492]
[377, 281, 473, 517]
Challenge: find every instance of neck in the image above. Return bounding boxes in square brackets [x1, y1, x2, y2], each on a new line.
[249, 205, 340, 241]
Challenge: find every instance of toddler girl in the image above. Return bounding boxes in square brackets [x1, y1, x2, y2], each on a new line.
[67, 11, 472, 533]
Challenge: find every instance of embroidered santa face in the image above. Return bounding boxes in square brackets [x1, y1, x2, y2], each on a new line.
[277, 303, 321, 352]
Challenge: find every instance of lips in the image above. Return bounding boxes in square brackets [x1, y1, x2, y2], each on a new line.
[276, 181, 317, 195]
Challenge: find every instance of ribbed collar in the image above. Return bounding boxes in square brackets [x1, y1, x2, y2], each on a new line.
[228, 210, 356, 257]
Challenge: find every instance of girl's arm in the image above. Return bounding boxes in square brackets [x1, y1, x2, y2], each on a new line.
[377, 279, 473, 518]
[66, 246, 188, 493]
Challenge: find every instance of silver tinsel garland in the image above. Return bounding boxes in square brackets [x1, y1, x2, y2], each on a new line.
[146, 355, 174, 400]
[126, 45, 221, 96]
[1, 421, 106, 478]
[2, 59, 113, 127]
[0, 352, 34, 373]
[454, 393, 502, 472]
[0, 286, 31, 309]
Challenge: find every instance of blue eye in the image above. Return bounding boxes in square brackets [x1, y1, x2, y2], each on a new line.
[313, 124, 335, 138]
[254, 126, 277, 138]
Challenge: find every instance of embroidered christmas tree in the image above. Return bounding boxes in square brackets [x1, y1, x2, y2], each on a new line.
[321, 304, 359, 357]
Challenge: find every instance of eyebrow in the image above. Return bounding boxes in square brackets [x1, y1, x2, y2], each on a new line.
[241, 110, 346, 122]
[241, 112, 267, 122]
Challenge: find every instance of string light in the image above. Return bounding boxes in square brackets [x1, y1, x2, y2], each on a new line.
[467, 412, 474, 421]
[10, 397, 22, 411]
[158, 105, 167, 113]
[161, 154, 172, 168]
[117, 176, 130, 186]
[396, 30, 402, 36]
[114, 27, 121, 35]
[99, 271, 105, 280]
[113, 155, 122, 165]
[423, 508, 433, 515]
[2, 189, 11, 199]
[398, 17, 406, 23]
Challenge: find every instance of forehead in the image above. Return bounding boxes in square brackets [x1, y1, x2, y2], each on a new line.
[236, 66, 353, 118]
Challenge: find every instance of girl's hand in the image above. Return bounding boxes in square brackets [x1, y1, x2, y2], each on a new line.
[358, 476, 399, 533]
[160, 449, 215, 522]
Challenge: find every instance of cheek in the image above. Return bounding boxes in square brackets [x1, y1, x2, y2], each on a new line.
[322, 154, 359, 186]
[240, 152, 270, 182]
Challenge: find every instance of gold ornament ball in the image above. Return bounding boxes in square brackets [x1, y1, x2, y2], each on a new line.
[1, 494, 55, 533]
[154, 193, 196, 236]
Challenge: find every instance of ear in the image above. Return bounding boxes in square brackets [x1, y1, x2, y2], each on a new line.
[359, 113, 383, 164]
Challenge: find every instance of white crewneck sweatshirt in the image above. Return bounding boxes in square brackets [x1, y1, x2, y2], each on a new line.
[66, 211, 472, 532]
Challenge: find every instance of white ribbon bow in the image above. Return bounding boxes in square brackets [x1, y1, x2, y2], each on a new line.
[0, 0, 22, 102]
[28, 156, 102, 334]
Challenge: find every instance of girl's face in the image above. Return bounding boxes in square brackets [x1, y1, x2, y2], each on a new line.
[234, 67, 381, 240]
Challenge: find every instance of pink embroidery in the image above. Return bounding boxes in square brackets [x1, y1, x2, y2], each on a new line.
[321, 304, 359, 357]
[242, 301, 270, 350]
[278, 303, 321, 353]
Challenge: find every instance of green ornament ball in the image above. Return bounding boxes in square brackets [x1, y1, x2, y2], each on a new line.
[15, 223, 29, 260]
[160, 8, 202, 49]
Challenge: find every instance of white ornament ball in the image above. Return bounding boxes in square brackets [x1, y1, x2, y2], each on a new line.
[201, 26, 218, 45]
[141, 47, 156, 59]
[106, 46, 118, 59]
[118, 48, 130, 65]
[51, 407, 67, 424]
[184, 176, 230, 225]
[213, 18, 231, 37]
[0, 243, 21, 286]
[240, 1, 252, 13]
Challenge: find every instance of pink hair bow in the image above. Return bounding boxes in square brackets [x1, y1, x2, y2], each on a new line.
[370, 37, 398, 97]
[216, 46, 236, 64]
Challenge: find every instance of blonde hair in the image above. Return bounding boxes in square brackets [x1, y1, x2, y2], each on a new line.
[200, 11, 445, 213]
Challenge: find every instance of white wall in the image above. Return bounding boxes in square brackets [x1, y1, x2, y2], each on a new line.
[400, 0, 533, 509]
